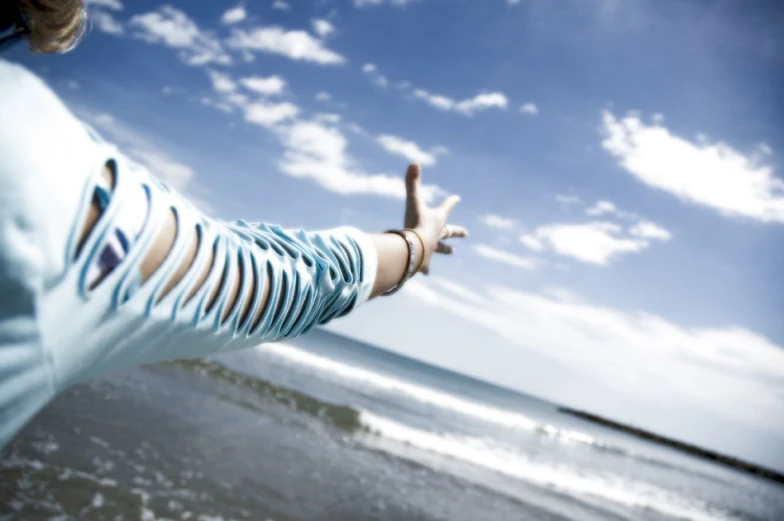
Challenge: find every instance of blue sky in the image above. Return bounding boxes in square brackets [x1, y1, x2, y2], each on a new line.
[7, 0, 783, 467]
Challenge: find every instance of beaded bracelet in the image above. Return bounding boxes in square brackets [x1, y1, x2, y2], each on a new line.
[383, 229, 416, 296]
[404, 228, 426, 273]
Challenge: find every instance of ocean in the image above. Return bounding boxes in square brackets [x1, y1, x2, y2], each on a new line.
[1, 328, 782, 521]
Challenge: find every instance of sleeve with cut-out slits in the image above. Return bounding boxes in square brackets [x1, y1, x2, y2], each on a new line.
[0, 61, 378, 393]
[64, 155, 379, 379]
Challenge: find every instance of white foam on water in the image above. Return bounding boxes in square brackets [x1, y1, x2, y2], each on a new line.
[258, 343, 631, 455]
[258, 343, 539, 431]
[358, 411, 740, 521]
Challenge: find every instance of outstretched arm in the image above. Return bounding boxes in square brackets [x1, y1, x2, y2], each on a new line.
[78, 161, 466, 348]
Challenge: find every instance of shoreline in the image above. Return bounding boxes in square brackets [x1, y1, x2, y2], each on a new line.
[558, 407, 784, 485]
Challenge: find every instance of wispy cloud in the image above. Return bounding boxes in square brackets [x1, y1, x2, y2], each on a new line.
[130, 6, 231, 66]
[197, 70, 441, 201]
[91, 11, 125, 35]
[376, 134, 446, 166]
[585, 200, 618, 216]
[244, 101, 300, 128]
[519, 220, 671, 265]
[279, 121, 441, 201]
[520, 102, 538, 115]
[402, 278, 784, 434]
[629, 220, 673, 241]
[362, 62, 389, 88]
[601, 111, 784, 224]
[85, 0, 124, 35]
[79, 109, 196, 194]
[226, 26, 345, 65]
[312, 19, 335, 38]
[221, 4, 247, 25]
[207, 70, 237, 93]
[239, 75, 287, 96]
[272, 1, 291, 11]
[479, 214, 516, 230]
[414, 89, 508, 116]
[472, 245, 538, 270]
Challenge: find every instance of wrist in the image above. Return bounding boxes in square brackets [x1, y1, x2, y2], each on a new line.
[404, 228, 427, 274]
[412, 226, 437, 254]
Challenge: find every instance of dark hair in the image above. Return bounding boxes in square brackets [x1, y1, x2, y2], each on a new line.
[16, 0, 86, 53]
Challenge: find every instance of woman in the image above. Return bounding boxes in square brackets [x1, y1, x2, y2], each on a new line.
[0, 1, 467, 447]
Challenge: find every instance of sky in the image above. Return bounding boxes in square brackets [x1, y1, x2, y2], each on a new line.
[5, 0, 784, 468]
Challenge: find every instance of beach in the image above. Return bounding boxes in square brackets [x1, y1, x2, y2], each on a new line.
[2, 330, 783, 521]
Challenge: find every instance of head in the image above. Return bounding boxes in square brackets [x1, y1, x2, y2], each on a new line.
[1, 0, 86, 54]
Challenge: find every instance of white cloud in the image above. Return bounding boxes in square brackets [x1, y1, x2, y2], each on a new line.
[376, 135, 444, 166]
[315, 91, 331, 102]
[130, 6, 230, 66]
[520, 234, 544, 252]
[221, 4, 247, 25]
[428, 277, 489, 306]
[244, 101, 299, 128]
[312, 19, 335, 38]
[207, 70, 237, 93]
[226, 26, 345, 65]
[472, 245, 538, 270]
[629, 220, 673, 241]
[226, 92, 249, 106]
[131, 150, 196, 190]
[362, 62, 389, 88]
[520, 102, 538, 115]
[239, 75, 286, 96]
[451, 92, 509, 115]
[414, 89, 508, 116]
[402, 278, 784, 437]
[585, 200, 617, 216]
[279, 121, 441, 201]
[519, 221, 671, 265]
[81, 110, 196, 193]
[601, 111, 784, 223]
[479, 214, 516, 230]
[89, 7, 124, 35]
[85, 0, 123, 10]
[272, 0, 290, 11]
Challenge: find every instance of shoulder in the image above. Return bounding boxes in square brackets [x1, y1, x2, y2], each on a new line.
[0, 60, 110, 286]
[0, 60, 105, 185]
[0, 59, 94, 148]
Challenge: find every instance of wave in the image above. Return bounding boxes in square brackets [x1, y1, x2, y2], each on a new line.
[259, 344, 626, 450]
[165, 358, 363, 432]
[259, 343, 540, 431]
[257, 343, 738, 485]
[358, 411, 740, 521]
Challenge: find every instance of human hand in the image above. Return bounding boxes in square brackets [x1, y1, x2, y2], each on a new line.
[403, 163, 468, 275]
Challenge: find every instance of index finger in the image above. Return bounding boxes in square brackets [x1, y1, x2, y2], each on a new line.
[438, 194, 461, 216]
